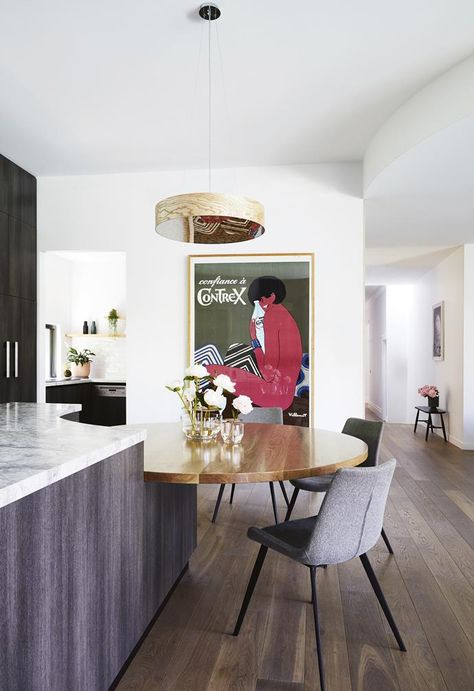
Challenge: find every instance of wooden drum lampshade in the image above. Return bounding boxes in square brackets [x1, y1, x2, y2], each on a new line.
[155, 192, 265, 244]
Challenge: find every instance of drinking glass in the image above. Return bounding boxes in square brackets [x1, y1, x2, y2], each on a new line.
[221, 419, 244, 444]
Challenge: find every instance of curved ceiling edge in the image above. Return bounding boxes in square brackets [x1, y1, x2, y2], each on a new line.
[364, 52, 474, 194]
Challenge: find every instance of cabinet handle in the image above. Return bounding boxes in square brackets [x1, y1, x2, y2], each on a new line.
[14, 341, 19, 378]
[5, 341, 10, 378]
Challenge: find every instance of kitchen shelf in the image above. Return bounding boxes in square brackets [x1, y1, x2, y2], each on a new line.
[65, 333, 126, 339]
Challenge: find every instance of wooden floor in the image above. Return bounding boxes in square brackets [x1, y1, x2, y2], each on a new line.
[117, 418, 474, 691]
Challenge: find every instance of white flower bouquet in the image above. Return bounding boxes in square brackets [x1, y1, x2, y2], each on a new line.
[166, 365, 253, 441]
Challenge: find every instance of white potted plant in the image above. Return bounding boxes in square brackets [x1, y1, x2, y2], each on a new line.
[67, 347, 95, 378]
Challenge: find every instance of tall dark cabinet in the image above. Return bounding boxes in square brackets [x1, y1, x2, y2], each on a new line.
[0, 154, 37, 403]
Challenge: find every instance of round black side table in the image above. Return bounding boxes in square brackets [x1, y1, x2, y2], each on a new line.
[414, 406, 447, 442]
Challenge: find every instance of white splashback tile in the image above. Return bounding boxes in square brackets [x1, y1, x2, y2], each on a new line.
[70, 336, 126, 380]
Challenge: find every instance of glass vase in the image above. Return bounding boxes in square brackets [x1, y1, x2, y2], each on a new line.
[181, 407, 221, 441]
[108, 318, 118, 337]
[221, 419, 245, 444]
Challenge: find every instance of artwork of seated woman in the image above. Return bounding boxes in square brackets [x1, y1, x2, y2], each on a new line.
[206, 276, 303, 410]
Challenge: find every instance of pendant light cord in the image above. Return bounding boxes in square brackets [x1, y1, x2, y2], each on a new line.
[208, 4, 212, 192]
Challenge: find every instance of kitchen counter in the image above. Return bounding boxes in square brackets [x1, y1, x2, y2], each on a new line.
[0, 402, 144, 508]
[0, 402, 195, 690]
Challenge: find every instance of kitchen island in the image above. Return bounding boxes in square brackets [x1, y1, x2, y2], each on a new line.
[0, 403, 196, 691]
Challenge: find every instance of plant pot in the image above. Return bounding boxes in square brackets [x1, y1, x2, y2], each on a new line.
[427, 396, 439, 409]
[70, 362, 91, 378]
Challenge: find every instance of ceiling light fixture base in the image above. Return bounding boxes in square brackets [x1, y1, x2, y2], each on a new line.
[198, 3, 221, 21]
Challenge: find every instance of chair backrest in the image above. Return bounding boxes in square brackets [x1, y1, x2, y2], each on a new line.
[305, 459, 396, 565]
[238, 407, 283, 424]
[342, 417, 383, 468]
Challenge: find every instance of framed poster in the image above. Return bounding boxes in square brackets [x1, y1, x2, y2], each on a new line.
[189, 253, 314, 427]
[432, 301, 444, 360]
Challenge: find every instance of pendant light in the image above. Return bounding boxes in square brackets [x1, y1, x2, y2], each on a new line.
[155, 3, 265, 244]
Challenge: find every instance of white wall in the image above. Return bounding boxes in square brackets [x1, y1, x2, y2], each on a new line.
[39, 251, 127, 386]
[40, 252, 73, 375]
[67, 253, 126, 335]
[365, 287, 386, 419]
[463, 244, 474, 448]
[407, 248, 464, 445]
[386, 285, 414, 423]
[67, 252, 127, 380]
[366, 285, 416, 425]
[37, 163, 364, 429]
[370, 248, 466, 443]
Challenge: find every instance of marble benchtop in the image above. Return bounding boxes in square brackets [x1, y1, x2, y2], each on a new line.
[0, 403, 146, 509]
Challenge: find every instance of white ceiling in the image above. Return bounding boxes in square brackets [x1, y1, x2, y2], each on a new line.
[1, 0, 474, 175]
[365, 246, 460, 284]
[365, 115, 474, 247]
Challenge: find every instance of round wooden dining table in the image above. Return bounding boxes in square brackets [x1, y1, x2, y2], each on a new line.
[136, 422, 368, 484]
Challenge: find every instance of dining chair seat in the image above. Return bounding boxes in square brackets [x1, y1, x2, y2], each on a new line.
[248, 515, 318, 564]
[290, 474, 334, 493]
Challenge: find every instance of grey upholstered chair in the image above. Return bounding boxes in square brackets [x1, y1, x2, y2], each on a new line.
[212, 407, 289, 524]
[285, 417, 393, 554]
[232, 459, 405, 691]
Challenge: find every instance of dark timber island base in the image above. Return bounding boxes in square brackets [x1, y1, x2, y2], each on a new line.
[0, 442, 197, 691]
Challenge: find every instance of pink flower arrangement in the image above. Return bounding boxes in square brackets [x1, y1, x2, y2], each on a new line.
[418, 385, 439, 398]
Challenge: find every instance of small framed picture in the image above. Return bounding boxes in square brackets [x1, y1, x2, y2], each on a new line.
[432, 301, 444, 361]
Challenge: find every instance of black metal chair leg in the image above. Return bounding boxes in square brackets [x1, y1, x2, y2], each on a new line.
[425, 414, 431, 441]
[232, 545, 268, 636]
[229, 483, 236, 504]
[212, 484, 225, 523]
[284, 487, 300, 521]
[309, 566, 326, 691]
[359, 553, 406, 652]
[269, 482, 279, 524]
[381, 527, 394, 554]
[278, 480, 290, 507]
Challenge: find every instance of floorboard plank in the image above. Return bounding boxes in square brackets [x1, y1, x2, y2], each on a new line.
[390, 478, 474, 644]
[338, 558, 401, 691]
[444, 490, 474, 521]
[387, 529, 474, 691]
[394, 471, 474, 589]
[371, 549, 447, 691]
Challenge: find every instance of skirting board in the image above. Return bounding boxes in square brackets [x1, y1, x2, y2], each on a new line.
[365, 401, 386, 421]
[448, 433, 474, 451]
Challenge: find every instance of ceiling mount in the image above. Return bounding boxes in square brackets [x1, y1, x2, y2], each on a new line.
[198, 3, 221, 21]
